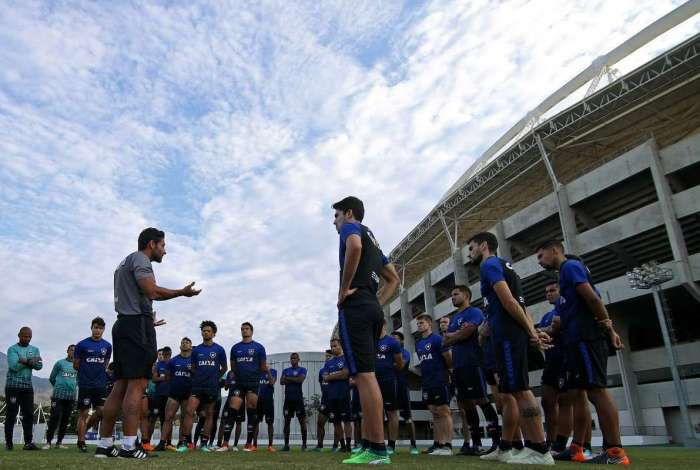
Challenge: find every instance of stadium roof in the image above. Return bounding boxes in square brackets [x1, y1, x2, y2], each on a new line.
[389, 30, 700, 291]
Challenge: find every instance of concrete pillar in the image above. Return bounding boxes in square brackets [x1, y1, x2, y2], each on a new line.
[423, 273, 440, 332]
[613, 317, 645, 434]
[399, 290, 416, 359]
[452, 249, 469, 286]
[648, 138, 700, 302]
[556, 188, 579, 254]
[495, 221, 512, 260]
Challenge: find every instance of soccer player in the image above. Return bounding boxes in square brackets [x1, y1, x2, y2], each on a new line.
[281, 352, 308, 451]
[229, 322, 267, 451]
[375, 321, 404, 455]
[415, 314, 453, 456]
[443, 285, 501, 456]
[5, 327, 43, 451]
[314, 350, 334, 451]
[216, 370, 242, 451]
[468, 232, 552, 465]
[324, 339, 353, 453]
[44, 344, 78, 449]
[178, 321, 227, 452]
[149, 347, 172, 451]
[332, 196, 400, 465]
[161, 338, 192, 451]
[74, 317, 112, 453]
[102, 227, 201, 459]
[391, 331, 418, 455]
[537, 240, 629, 465]
[254, 365, 277, 451]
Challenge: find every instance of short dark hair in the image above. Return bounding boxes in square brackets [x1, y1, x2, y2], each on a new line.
[157, 348, 163, 353]
[392, 331, 404, 341]
[67, 344, 75, 350]
[535, 239, 564, 252]
[138, 227, 165, 250]
[290, 352, 299, 358]
[200, 320, 217, 333]
[330, 338, 341, 345]
[467, 232, 498, 252]
[91, 316, 105, 328]
[241, 321, 254, 332]
[181, 337, 192, 343]
[452, 284, 472, 299]
[332, 196, 365, 222]
[416, 313, 432, 323]
[162, 346, 172, 354]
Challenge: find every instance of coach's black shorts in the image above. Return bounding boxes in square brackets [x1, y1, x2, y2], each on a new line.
[422, 385, 450, 406]
[338, 300, 383, 375]
[396, 381, 412, 421]
[258, 397, 275, 423]
[112, 314, 157, 380]
[149, 394, 168, 419]
[565, 339, 608, 390]
[77, 386, 107, 410]
[328, 397, 351, 424]
[495, 335, 530, 393]
[168, 390, 191, 403]
[377, 377, 398, 411]
[541, 353, 567, 392]
[454, 366, 488, 401]
[231, 382, 258, 398]
[283, 398, 306, 419]
[191, 387, 219, 405]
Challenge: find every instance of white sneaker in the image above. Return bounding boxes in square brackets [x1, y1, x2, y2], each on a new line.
[480, 447, 505, 461]
[506, 447, 555, 465]
[230, 446, 239, 452]
[42, 444, 52, 450]
[428, 447, 453, 456]
[215, 445, 230, 452]
[57, 444, 69, 449]
[498, 449, 516, 462]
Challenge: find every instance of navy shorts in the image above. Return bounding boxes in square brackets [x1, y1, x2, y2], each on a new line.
[328, 397, 351, 423]
[422, 385, 450, 406]
[454, 366, 488, 400]
[257, 397, 275, 423]
[565, 339, 608, 390]
[77, 386, 106, 410]
[283, 398, 306, 419]
[378, 377, 398, 411]
[494, 335, 530, 393]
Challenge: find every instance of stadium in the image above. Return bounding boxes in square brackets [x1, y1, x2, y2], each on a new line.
[382, 12, 700, 447]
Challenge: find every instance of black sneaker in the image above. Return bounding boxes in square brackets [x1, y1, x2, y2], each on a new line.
[77, 441, 88, 453]
[582, 449, 630, 465]
[301, 445, 307, 452]
[459, 445, 482, 456]
[5, 442, 13, 451]
[478, 445, 497, 456]
[281, 445, 290, 452]
[554, 447, 575, 461]
[23, 443, 40, 451]
[154, 441, 166, 452]
[117, 447, 149, 459]
[422, 443, 437, 454]
[95, 446, 119, 458]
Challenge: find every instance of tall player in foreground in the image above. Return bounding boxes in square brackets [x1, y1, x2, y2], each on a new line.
[332, 196, 400, 465]
[99, 228, 201, 459]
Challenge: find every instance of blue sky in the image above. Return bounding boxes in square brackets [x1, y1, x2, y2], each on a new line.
[1, 0, 697, 376]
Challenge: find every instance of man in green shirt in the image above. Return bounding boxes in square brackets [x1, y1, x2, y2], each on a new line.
[44, 344, 78, 449]
[5, 326, 43, 451]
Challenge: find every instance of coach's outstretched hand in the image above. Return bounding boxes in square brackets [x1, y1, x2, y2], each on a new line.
[182, 281, 202, 297]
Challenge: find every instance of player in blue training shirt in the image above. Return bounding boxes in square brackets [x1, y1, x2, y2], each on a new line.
[281, 352, 308, 451]
[216, 370, 248, 451]
[254, 365, 277, 451]
[332, 196, 400, 465]
[415, 314, 453, 455]
[391, 331, 418, 455]
[147, 347, 172, 451]
[443, 285, 501, 456]
[74, 317, 112, 453]
[537, 240, 628, 465]
[324, 339, 353, 453]
[468, 232, 552, 465]
[314, 350, 334, 451]
[178, 321, 227, 452]
[375, 321, 404, 455]
[161, 337, 192, 451]
[228, 322, 267, 451]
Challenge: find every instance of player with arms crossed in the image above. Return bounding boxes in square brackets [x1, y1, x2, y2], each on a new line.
[281, 352, 308, 451]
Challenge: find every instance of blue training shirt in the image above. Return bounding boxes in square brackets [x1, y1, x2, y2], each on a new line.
[375, 335, 402, 381]
[282, 366, 307, 400]
[480, 256, 525, 341]
[558, 259, 604, 343]
[318, 366, 329, 403]
[230, 340, 267, 387]
[448, 306, 484, 369]
[258, 368, 277, 400]
[167, 354, 192, 396]
[325, 355, 350, 400]
[416, 333, 449, 389]
[191, 342, 226, 390]
[154, 360, 170, 396]
[75, 337, 112, 389]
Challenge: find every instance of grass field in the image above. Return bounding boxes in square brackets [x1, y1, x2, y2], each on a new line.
[0, 446, 699, 469]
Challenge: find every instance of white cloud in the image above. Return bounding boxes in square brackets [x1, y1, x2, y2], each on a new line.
[1, 0, 697, 376]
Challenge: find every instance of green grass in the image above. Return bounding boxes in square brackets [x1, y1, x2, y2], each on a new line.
[0, 446, 698, 469]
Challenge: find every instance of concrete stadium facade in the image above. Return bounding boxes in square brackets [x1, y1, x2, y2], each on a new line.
[383, 32, 700, 445]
